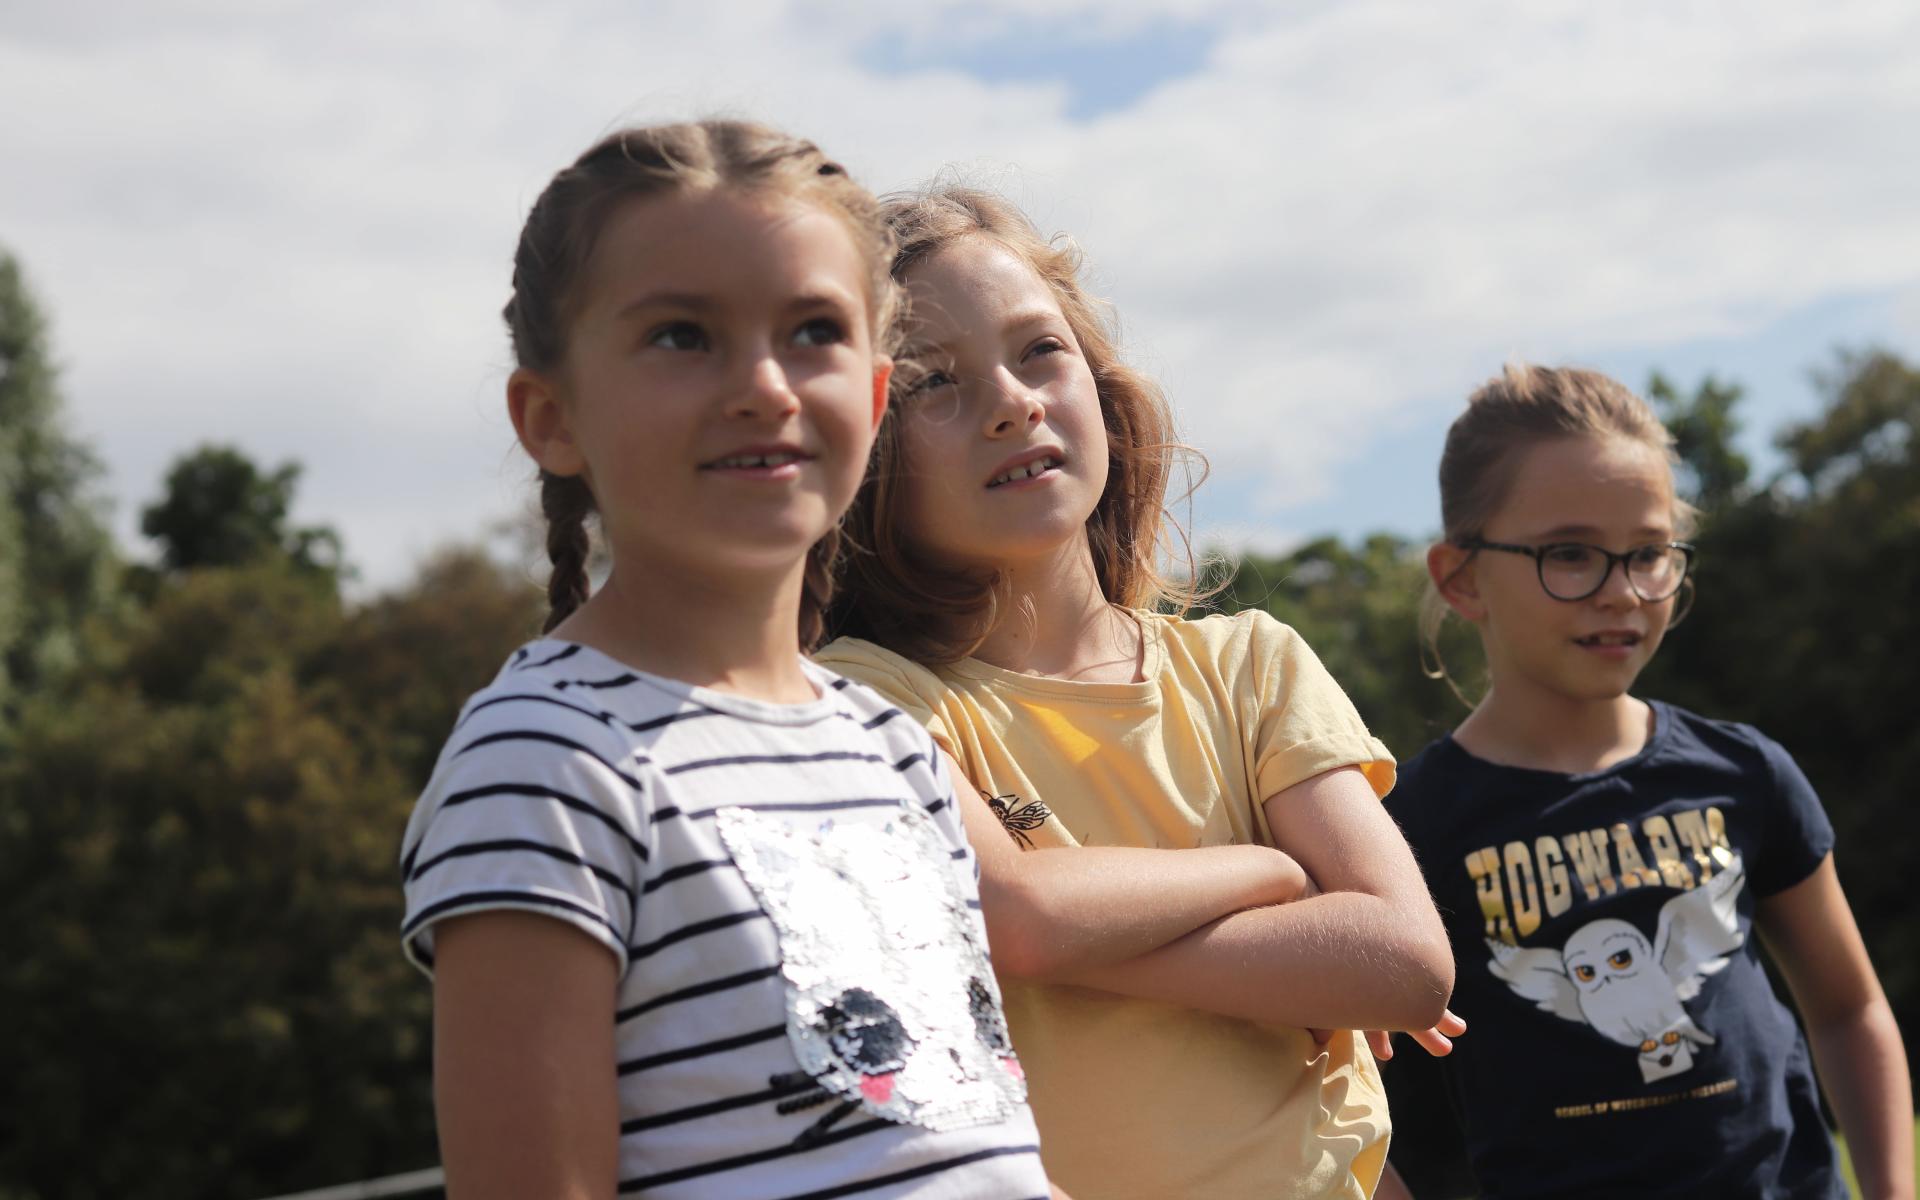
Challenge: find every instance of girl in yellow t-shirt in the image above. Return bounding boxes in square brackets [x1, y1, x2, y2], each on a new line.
[815, 185, 1460, 1199]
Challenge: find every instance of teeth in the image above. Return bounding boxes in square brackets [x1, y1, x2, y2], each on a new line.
[711, 453, 801, 469]
[989, 456, 1061, 487]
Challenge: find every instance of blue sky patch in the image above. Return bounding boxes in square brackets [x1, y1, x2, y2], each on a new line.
[1197, 289, 1920, 552]
[859, 17, 1217, 121]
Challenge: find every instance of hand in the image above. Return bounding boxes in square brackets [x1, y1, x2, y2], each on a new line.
[1366, 1009, 1467, 1060]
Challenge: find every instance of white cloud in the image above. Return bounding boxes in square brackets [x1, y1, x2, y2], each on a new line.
[3, 0, 1917, 588]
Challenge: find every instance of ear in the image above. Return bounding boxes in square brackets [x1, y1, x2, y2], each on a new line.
[1427, 541, 1487, 622]
[508, 367, 586, 478]
[870, 357, 893, 430]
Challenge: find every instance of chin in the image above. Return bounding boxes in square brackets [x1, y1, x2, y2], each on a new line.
[1563, 673, 1646, 704]
[703, 524, 835, 568]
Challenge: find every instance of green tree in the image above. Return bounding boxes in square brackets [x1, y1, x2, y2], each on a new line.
[0, 536, 539, 1198]
[1648, 371, 1752, 511]
[1208, 533, 1468, 758]
[1642, 350, 1920, 1071]
[0, 249, 117, 713]
[140, 445, 341, 576]
[311, 546, 544, 786]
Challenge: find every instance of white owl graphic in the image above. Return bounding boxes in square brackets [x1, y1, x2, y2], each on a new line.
[1487, 856, 1746, 1083]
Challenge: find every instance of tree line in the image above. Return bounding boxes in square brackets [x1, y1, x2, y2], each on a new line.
[1, 249, 1913, 1198]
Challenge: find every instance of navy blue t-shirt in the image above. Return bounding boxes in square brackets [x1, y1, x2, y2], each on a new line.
[1381, 701, 1842, 1200]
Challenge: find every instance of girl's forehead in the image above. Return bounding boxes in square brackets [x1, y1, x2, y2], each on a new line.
[1495, 435, 1677, 534]
[584, 189, 868, 305]
[902, 236, 1062, 335]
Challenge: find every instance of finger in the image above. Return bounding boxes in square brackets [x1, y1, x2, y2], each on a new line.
[1437, 1009, 1467, 1037]
[1408, 1026, 1455, 1057]
[1366, 1029, 1393, 1060]
[1309, 1027, 1333, 1045]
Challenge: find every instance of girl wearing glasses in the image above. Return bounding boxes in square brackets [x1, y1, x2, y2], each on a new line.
[1376, 365, 1911, 1200]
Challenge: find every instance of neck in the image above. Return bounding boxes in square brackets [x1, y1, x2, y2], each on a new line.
[966, 537, 1140, 682]
[1456, 683, 1653, 774]
[553, 561, 816, 703]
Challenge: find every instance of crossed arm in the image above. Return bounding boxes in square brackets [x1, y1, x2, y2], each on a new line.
[950, 747, 1455, 1034]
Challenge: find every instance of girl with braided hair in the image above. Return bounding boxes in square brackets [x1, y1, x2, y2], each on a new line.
[399, 123, 1058, 1199]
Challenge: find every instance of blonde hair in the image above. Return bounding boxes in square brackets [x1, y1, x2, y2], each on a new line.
[829, 185, 1205, 662]
[1420, 363, 1696, 697]
[506, 119, 900, 647]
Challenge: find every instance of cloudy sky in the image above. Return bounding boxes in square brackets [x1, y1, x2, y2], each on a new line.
[5, 0, 1918, 589]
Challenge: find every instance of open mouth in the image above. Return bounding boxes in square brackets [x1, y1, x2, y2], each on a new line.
[987, 455, 1063, 488]
[703, 451, 809, 470]
[1574, 632, 1642, 648]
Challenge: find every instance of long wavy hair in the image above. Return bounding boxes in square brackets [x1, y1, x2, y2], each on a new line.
[828, 186, 1207, 663]
[504, 119, 899, 647]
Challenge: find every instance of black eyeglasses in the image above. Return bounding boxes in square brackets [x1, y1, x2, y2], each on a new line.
[1460, 538, 1695, 602]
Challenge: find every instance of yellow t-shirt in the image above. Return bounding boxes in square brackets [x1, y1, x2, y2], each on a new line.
[816, 609, 1398, 1199]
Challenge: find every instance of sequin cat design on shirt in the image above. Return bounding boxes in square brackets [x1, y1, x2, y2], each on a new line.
[717, 805, 1027, 1144]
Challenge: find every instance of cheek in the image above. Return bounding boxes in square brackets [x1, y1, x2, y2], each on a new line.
[898, 408, 969, 481]
[1067, 375, 1111, 475]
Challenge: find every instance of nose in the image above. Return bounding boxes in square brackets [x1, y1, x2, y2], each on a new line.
[1591, 556, 1639, 609]
[980, 370, 1044, 437]
[729, 346, 801, 420]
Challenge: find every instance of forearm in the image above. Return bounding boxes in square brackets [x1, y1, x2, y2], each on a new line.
[1373, 1163, 1415, 1200]
[1757, 856, 1913, 1200]
[1056, 887, 1453, 1031]
[1806, 998, 1913, 1200]
[985, 842, 1308, 979]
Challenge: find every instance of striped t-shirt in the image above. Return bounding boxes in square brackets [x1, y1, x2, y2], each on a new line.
[400, 640, 1048, 1199]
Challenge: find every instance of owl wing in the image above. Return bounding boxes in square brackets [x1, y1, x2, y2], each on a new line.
[1654, 856, 1748, 1000]
[1485, 938, 1584, 1024]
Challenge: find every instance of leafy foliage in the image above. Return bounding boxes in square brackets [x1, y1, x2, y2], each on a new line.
[1209, 533, 1468, 758]
[0, 463, 539, 1197]
[140, 445, 342, 577]
[0, 251, 117, 716]
[1642, 349, 1920, 1056]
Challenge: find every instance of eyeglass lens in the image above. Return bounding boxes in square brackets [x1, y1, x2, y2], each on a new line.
[1539, 545, 1686, 601]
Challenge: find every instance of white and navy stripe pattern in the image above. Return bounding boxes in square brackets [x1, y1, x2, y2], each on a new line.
[400, 641, 1047, 1199]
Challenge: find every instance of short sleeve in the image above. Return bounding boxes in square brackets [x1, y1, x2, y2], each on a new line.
[1245, 612, 1396, 803]
[398, 695, 653, 975]
[814, 637, 961, 755]
[1750, 732, 1835, 897]
[921, 733, 986, 900]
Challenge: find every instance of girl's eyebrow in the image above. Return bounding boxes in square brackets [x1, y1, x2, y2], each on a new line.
[614, 285, 857, 322]
[782, 286, 861, 314]
[1530, 523, 1671, 540]
[1001, 307, 1065, 334]
[898, 305, 1068, 364]
[615, 291, 713, 320]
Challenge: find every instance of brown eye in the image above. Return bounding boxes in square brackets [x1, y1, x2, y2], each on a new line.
[1608, 950, 1634, 969]
[793, 317, 847, 348]
[646, 321, 707, 351]
[1574, 965, 1596, 982]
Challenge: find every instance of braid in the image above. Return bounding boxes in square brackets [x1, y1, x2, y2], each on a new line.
[540, 470, 594, 633]
[799, 528, 841, 652]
